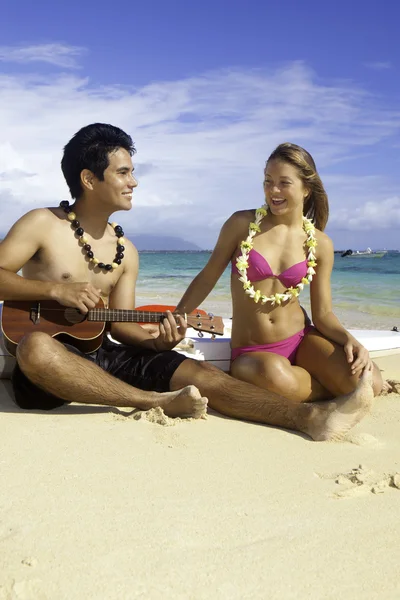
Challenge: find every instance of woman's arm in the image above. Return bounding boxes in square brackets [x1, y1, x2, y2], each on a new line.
[310, 233, 371, 374]
[176, 212, 247, 314]
[109, 241, 187, 351]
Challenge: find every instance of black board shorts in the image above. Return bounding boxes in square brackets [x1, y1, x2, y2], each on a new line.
[11, 337, 189, 411]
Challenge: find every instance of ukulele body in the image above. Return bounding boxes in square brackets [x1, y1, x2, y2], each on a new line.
[1, 301, 209, 356]
[1, 300, 106, 356]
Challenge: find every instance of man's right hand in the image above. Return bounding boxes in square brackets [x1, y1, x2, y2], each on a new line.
[51, 282, 102, 314]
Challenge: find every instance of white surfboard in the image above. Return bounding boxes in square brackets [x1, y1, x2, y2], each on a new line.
[1, 308, 398, 378]
[185, 319, 400, 372]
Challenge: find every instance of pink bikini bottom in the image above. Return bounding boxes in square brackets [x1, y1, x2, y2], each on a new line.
[231, 326, 314, 365]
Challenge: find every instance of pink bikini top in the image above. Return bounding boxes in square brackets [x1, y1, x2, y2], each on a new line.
[232, 248, 308, 288]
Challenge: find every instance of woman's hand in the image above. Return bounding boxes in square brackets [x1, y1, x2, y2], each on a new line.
[153, 311, 187, 351]
[344, 336, 372, 375]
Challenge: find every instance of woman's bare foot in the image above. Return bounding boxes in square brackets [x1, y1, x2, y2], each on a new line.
[157, 385, 208, 418]
[381, 379, 400, 395]
[303, 367, 374, 441]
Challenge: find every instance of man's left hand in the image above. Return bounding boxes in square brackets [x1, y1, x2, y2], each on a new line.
[153, 311, 187, 351]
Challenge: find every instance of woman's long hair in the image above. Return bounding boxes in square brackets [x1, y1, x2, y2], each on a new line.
[267, 143, 329, 231]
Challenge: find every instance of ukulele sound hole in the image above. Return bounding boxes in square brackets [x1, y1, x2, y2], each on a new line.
[64, 308, 86, 324]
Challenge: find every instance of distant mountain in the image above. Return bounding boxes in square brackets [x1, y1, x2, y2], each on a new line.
[0, 234, 204, 251]
[129, 234, 203, 251]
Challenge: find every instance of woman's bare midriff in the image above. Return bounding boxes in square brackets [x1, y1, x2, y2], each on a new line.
[230, 276, 307, 348]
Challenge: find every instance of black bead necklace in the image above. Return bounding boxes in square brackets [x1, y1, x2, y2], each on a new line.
[60, 200, 125, 271]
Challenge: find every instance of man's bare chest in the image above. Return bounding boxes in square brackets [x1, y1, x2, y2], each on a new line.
[23, 225, 122, 296]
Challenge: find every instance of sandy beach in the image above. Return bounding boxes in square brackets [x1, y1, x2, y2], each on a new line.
[1, 355, 400, 599]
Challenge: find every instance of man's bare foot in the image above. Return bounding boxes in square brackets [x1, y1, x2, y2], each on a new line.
[157, 385, 208, 418]
[303, 367, 374, 441]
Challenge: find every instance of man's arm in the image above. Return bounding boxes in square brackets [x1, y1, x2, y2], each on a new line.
[0, 209, 57, 300]
[0, 209, 101, 312]
[109, 241, 186, 350]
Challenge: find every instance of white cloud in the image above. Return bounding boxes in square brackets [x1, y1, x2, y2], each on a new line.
[329, 197, 400, 230]
[0, 60, 399, 248]
[0, 44, 84, 68]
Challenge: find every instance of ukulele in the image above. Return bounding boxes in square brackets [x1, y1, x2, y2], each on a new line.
[1, 299, 224, 356]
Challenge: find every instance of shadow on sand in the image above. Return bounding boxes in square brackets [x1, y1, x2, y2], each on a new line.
[0, 379, 310, 441]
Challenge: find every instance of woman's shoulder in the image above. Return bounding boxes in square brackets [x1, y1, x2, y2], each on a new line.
[227, 208, 258, 225]
[314, 229, 334, 254]
[216, 209, 258, 247]
[314, 228, 332, 244]
[222, 209, 259, 237]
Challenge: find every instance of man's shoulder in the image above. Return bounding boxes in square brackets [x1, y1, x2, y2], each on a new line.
[3, 208, 58, 241]
[122, 236, 138, 256]
[119, 236, 139, 273]
[14, 207, 57, 228]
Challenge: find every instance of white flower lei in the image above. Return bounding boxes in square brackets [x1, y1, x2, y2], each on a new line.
[235, 204, 317, 306]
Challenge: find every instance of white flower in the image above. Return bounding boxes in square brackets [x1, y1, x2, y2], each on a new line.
[236, 209, 317, 306]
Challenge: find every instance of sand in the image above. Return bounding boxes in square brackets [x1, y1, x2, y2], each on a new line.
[1, 365, 400, 598]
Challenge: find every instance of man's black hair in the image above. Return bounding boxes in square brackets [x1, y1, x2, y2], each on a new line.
[61, 123, 136, 199]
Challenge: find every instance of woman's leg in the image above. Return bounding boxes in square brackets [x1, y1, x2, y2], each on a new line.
[230, 351, 332, 403]
[295, 329, 383, 396]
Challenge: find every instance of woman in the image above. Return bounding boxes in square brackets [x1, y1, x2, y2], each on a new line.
[176, 143, 383, 402]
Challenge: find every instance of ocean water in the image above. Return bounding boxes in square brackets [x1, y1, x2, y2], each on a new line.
[135, 251, 400, 330]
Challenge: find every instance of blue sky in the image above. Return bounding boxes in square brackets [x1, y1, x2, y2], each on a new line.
[0, 0, 399, 249]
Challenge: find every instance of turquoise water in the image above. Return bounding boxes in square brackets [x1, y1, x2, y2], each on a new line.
[328, 253, 400, 318]
[136, 251, 400, 329]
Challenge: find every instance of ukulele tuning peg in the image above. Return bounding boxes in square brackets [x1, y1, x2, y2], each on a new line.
[211, 334, 216, 340]
[197, 331, 204, 338]
[208, 312, 214, 320]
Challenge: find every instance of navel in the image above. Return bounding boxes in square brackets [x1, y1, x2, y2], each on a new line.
[61, 272, 72, 280]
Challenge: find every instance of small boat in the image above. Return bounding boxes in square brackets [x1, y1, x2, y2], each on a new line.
[341, 248, 388, 258]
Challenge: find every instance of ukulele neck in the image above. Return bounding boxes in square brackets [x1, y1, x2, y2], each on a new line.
[87, 308, 165, 323]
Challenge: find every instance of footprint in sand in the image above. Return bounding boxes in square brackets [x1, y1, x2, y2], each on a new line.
[381, 379, 400, 395]
[111, 406, 207, 426]
[317, 465, 400, 498]
[344, 432, 383, 447]
[21, 558, 38, 568]
[111, 406, 179, 426]
[131, 407, 180, 426]
[0, 579, 47, 600]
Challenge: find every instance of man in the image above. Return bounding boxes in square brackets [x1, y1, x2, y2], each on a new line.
[0, 123, 373, 440]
